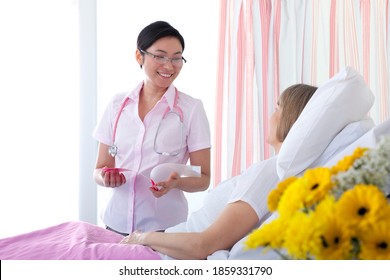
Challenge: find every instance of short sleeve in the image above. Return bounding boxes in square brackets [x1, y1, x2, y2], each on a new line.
[92, 93, 127, 146]
[228, 156, 279, 225]
[186, 99, 212, 152]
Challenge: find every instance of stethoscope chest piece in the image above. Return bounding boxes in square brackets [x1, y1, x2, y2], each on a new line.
[109, 145, 118, 157]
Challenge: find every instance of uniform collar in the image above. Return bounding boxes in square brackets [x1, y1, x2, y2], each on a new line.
[127, 82, 144, 101]
[162, 84, 177, 110]
[127, 82, 177, 109]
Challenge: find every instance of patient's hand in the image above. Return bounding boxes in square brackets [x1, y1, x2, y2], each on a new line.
[120, 231, 144, 245]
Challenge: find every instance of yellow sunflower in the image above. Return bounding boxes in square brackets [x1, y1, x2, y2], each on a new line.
[309, 197, 352, 259]
[268, 176, 297, 211]
[359, 215, 390, 260]
[336, 184, 388, 229]
[277, 178, 309, 218]
[310, 195, 337, 226]
[300, 167, 334, 207]
[311, 216, 352, 260]
[330, 147, 368, 174]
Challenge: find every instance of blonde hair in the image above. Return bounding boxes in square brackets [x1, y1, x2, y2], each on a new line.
[276, 84, 318, 142]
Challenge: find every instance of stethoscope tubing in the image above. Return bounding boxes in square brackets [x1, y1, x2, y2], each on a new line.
[109, 88, 183, 157]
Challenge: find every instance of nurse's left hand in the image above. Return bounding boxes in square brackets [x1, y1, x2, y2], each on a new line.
[101, 168, 126, 188]
[149, 172, 179, 198]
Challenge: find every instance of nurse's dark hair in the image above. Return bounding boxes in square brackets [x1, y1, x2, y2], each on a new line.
[137, 21, 185, 52]
[277, 84, 318, 142]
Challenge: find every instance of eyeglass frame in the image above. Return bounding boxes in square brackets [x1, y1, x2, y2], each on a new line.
[140, 49, 187, 66]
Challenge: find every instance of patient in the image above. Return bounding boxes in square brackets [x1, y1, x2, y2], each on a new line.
[118, 84, 318, 259]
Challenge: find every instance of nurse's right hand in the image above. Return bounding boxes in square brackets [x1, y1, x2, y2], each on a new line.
[101, 169, 126, 188]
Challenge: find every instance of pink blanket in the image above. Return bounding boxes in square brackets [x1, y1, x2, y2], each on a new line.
[0, 221, 161, 260]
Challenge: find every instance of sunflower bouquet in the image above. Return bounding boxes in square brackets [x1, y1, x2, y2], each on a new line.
[245, 135, 390, 260]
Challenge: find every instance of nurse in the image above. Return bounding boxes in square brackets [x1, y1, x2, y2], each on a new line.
[93, 21, 211, 235]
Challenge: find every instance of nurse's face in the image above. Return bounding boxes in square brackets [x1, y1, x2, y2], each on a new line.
[138, 36, 184, 90]
[266, 103, 282, 149]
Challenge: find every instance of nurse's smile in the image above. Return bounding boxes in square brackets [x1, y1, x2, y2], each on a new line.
[158, 72, 173, 78]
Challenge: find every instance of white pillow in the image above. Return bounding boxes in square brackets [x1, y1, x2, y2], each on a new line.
[307, 117, 375, 170]
[325, 117, 390, 167]
[277, 67, 375, 180]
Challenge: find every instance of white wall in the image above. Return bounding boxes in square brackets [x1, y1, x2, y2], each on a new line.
[0, 0, 79, 238]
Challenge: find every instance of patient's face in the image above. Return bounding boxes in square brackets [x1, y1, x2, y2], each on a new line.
[267, 104, 281, 149]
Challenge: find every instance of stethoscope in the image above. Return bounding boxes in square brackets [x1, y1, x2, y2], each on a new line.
[109, 88, 184, 157]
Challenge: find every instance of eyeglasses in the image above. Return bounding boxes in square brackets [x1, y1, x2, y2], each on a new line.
[140, 50, 187, 66]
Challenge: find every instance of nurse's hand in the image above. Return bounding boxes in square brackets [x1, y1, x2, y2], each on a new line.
[101, 169, 126, 188]
[149, 172, 179, 198]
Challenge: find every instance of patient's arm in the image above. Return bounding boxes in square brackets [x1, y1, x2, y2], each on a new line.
[121, 200, 258, 259]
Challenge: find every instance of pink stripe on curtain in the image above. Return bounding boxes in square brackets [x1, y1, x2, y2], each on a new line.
[259, 0, 271, 159]
[344, 0, 360, 72]
[329, 0, 337, 77]
[310, 1, 319, 85]
[273, 0, 281, 113]
[387, 0, 389, 42]
[213, 0, 227, 186]
[361, 0, 370, 83]
[375, 0, 389, 121]
[245, 1, 254, 168]
[232, 3, 245, 176]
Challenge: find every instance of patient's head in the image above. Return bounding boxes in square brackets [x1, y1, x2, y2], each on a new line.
[267, 84, 318, 152]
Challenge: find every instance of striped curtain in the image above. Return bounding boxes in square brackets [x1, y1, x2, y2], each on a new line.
[214, 0, 390, 186]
